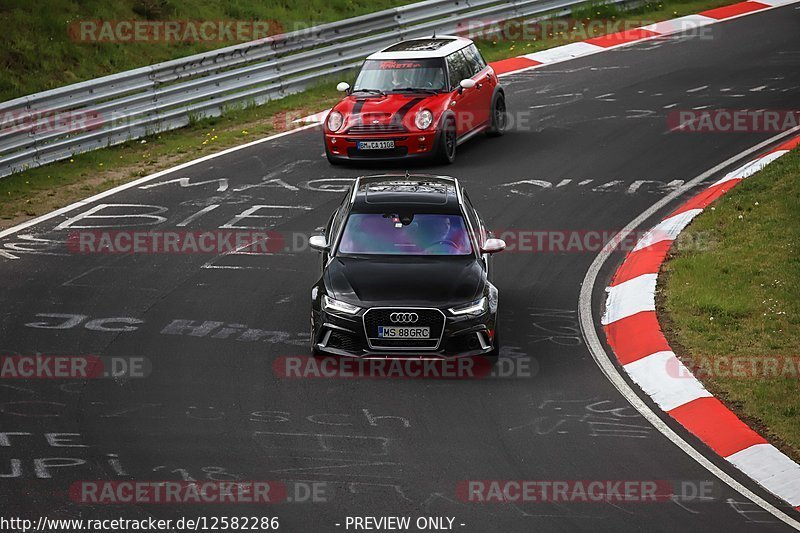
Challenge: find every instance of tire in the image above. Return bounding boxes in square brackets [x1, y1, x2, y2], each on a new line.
[486, 93, 507, 137]
[436, 118, 456, 164]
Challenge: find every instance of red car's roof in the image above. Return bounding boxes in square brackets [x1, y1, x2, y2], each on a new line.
[367, 35, 473, 60]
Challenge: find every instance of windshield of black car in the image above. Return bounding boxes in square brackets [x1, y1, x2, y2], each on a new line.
[353, 59, 447, 93]
[337, 213, 473, 256]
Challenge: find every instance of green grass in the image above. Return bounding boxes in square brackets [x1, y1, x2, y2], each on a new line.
[661, 148, 800, 458]
[0, 0, 416, 101]
[0, 0, 741, 228]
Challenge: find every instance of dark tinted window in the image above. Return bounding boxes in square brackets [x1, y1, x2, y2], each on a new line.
[329, 191, 351, 241]
[462, 45, 487, 74]
[355, 59, 446, 92]
[446, 50, 473, 89]
[462, 193, 485, 246]
[338, 213, 473, 255]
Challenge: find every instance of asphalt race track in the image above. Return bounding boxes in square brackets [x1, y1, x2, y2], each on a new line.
[1, 6, 799, 532]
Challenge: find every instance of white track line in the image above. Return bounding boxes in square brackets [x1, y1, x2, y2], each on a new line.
[579, 124, 800, 529]
[601, 273, 657, 325]
[623, 350, 713, 411]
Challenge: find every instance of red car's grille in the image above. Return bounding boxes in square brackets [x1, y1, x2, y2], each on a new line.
[346, 123, 407, 134]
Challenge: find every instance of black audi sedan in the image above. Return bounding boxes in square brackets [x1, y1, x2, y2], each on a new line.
[309, 174, 505, 358]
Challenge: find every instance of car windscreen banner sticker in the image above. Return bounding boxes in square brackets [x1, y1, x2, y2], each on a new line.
[379, 60, 423, 69]
[362, 59, 442, 70]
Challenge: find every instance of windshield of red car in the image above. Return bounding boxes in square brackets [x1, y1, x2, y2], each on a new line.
[337, 213, 473, 255]
[354, 59, 447, 92]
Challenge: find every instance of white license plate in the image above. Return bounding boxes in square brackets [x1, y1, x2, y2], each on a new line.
[357, 140, 395, 150]
[377, 326, 430, 339]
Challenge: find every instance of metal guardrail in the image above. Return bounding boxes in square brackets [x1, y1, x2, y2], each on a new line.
[0, 0, 620, 177]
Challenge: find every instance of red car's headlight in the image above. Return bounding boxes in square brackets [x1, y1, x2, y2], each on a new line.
[327, 111, 344, 132]
[414, 109, 434, 130]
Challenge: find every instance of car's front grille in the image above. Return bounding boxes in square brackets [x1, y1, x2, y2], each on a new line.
[346, 123, 407, 134]
[363, 308, 445, 350]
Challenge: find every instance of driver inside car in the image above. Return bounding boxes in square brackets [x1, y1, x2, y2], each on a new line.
[390, 69, 409, 89]
[419, 215, 461, 253]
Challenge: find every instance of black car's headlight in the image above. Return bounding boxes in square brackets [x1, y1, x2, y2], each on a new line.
[322, 295, 361, 315]
[448, 297, 487, 316]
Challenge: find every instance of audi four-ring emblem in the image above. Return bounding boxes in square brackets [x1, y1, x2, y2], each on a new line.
[390, 312, 418, 323]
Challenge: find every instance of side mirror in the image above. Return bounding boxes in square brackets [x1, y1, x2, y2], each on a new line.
[309, 235, 329, 252]
[336, 82, 351, 93]
[481, 238, 506, 254]
[458, 79, 476, 93]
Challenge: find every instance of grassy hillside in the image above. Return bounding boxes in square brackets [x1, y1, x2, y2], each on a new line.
[0, 0, 414, 101]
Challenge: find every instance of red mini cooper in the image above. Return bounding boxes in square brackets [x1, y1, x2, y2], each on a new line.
[323, 36, 506, 165]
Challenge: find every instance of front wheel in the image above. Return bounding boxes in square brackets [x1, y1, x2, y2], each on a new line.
[486, 93, 506, 137]
[436, 118, 456, 164]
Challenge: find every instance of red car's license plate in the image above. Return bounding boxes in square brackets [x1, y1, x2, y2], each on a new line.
[357, 140, 395, 150]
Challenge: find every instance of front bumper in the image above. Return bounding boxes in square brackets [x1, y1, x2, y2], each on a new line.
[324, 130, 440, 162]
[311, 305, 496, 358]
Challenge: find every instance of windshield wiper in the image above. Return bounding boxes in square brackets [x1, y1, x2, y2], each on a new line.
[351, 88, 386, 96]
[390, 87, 439, 94]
